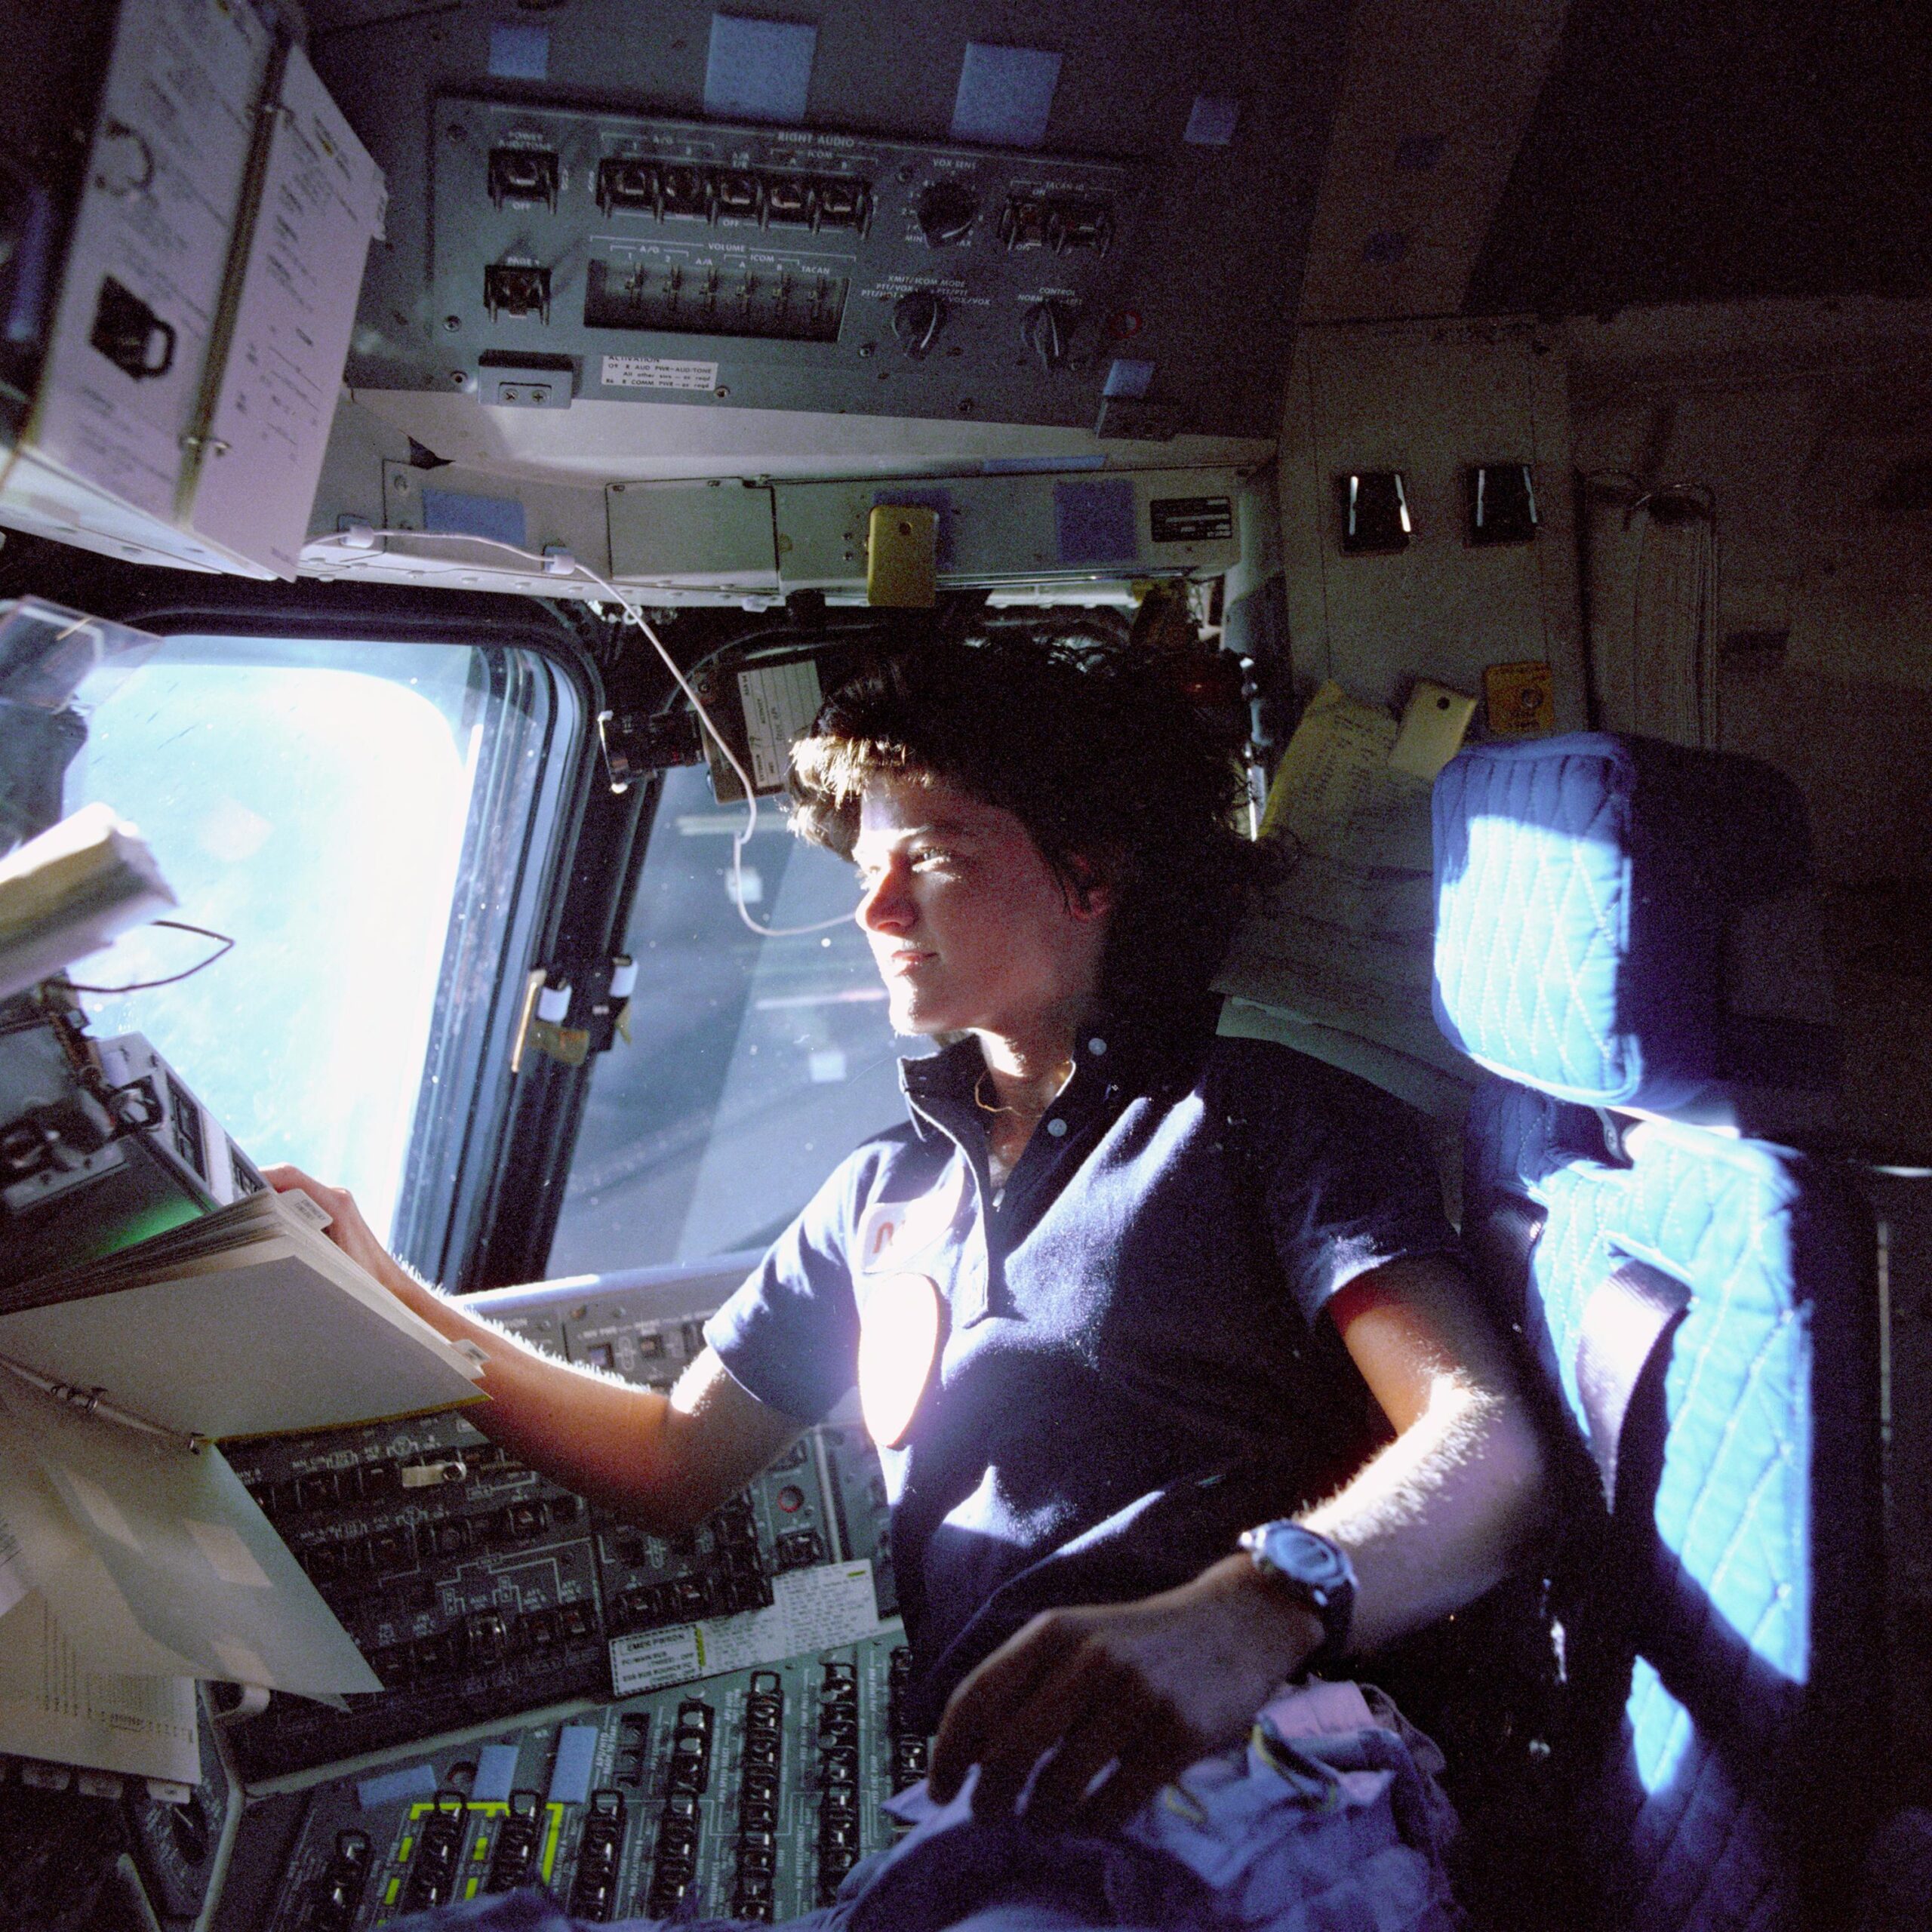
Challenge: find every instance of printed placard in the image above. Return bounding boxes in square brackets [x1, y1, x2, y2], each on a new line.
[600, 355, 721, 392]
[737, 659, 825, 791]
[608, 1560, 888, 1695]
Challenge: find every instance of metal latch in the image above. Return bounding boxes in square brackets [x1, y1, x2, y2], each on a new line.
[512, 958, 638, 1072]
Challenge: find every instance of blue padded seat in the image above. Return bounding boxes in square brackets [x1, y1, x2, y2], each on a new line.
[1464, 1081, 1881, 1932]
[1432, 734, 1883, 1932]
[1433, 734, 1817, 1112]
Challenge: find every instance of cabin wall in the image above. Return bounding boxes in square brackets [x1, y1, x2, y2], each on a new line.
[1275, 315, 1588, 725]
[1568, 297, 1932, 1162]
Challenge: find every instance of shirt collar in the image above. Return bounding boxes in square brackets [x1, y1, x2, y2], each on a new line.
[895, 1002, 1209, 1137]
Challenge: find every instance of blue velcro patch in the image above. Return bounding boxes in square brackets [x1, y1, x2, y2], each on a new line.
[420, 487, 528, 552]
[356, 1761, 438, 1810]
[1183, 95, 1240, 146]
[488, 23, 549, 80]
[705, 15, 818, 125]
[471, 1743, 521, 1805]
[547, 1724, 600, 1806]
[1053, 478, 1137, 567]
[951, 43, 1063, 149]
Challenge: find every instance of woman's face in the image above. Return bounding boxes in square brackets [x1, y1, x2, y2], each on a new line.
[851, 771, 1112, 1044]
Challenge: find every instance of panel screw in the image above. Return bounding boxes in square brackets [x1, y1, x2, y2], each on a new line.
[449, 370, 466, 386]
[857, 341, 875, 358]
[444, 315, 461, 331]
[958, 397, 975, 414]
[714, 385, 730, 398]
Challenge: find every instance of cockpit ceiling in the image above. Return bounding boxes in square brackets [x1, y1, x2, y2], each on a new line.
[1471, 0, 1932, 316]
[306, 0, 1352, 449]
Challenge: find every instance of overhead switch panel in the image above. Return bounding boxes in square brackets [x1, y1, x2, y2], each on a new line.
[405, 96, 1152, 427]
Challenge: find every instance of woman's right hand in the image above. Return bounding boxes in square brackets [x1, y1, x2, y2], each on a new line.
[263, 1164, 414, 1297]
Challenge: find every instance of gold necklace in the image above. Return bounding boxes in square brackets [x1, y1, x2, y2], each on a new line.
[974, 1062, 1073, 1118]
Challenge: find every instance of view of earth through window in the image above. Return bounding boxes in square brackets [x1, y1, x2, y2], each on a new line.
[63, 636, 491, 1242]
[549, 763, 917, 1274]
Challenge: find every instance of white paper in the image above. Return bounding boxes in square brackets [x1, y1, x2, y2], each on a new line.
[609, 1623, 701, 1697]
[184, 43, 385, 576]
[775, 1560, 888, 1654]
[1222, 679, 1478, 1098]
[609, 1561, 885, 1695]
[1259, 681, 1405, 860]
[0, 1377, 380, 1698]
[737, 660, 824, 791]
[26, 0, 272, 521]
[0, 1513, 32, 1621]
[0, 1593, 201, 1784]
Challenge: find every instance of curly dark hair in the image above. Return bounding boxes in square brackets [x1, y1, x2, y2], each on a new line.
[788, 634, 1260, 1032]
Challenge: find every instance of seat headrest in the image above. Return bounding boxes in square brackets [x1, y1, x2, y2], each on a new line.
[1432, 734, 1831, 1113]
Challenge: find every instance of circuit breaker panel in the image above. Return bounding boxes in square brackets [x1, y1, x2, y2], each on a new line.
[212, 1635, 922, 1928]
[418, 96, 1151, 428]
[1, 1264, 907, 1932]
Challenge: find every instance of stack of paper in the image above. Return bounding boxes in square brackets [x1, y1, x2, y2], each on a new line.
[1217, 680, 1481, 1119]
[0, 1188, 486, 1783]
[1, 3, 386, 580]
[0, 1188, 486, 1435]
[0, 803, 175, 1001]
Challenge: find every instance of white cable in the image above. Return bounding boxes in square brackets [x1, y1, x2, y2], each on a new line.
[300, 527, 849, 937]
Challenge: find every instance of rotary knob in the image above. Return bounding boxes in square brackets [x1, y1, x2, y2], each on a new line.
[1022, 299, 1077, 371]
[915, 182, 979, 246]
[892, 290, 947, 357]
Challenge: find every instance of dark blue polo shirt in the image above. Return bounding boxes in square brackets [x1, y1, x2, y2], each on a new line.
[705, 1016, 1455, 1726]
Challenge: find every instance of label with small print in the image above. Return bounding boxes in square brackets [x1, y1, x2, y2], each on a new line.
[1149, 495, 1233, 543]
[600, 355, 720, 391]
[607, 1561, 887, 1694]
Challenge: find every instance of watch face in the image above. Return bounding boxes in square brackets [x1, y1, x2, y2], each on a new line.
[1244, 1522, 1355, 1666]
[1254, 1522, 1353, 1592]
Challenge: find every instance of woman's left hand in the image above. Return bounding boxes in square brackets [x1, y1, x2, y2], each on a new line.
[926, 1552, 1322, 1833]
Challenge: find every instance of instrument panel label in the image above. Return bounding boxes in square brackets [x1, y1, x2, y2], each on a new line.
[599, 355, 721, 391]
[608, 1561, 885, 1694]
[1149, 495, 1234, 543]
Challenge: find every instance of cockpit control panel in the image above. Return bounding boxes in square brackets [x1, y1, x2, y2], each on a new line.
[0, 1254, 904, 1931]
[389, 97, 1151, 430]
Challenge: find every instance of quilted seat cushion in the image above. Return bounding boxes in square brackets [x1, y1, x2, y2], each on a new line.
[1432, 735, 1808, 1109]
[1466, 1080, 1881, 1932]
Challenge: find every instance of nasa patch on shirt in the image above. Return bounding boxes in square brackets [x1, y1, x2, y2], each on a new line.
[853, 1164, 969, 1275]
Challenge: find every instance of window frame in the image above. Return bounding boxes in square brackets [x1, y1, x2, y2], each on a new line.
[105, 583, 604, 1291]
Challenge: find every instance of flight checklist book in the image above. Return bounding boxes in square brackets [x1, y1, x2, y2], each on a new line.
[0, 1187, 486, 1785]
